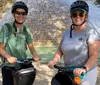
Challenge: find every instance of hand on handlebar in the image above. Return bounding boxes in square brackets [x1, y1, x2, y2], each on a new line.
[32, 56, 40, 62]
[73, 68, 86, 77]
[6, 56, 17, 64]
[53, 65, 87, 84]
[48, 60, 57, 68]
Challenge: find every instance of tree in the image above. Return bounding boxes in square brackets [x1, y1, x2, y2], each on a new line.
[0, 0, 15, 13]
[95, 0, 100, 5]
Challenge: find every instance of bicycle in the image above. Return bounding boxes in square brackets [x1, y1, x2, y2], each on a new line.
[0, 58, 37, 85]
[51, 65, 87, 85]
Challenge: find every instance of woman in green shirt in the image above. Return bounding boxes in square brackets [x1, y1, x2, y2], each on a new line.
[0, 1, 40, 85]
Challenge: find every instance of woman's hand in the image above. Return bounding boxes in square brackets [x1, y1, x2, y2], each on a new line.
[6, 56, 17, 64]
[48, 60, 57, 68]
[33, 56, 40, 62]
[73, 68, 86, 76]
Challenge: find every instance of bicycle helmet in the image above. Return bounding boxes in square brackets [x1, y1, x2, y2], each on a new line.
[12, 1, 28, 15]
[70, 0, 89, 14]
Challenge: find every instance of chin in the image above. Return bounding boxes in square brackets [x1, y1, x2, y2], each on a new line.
[75, 23, 82, 25]
[18, 20, 25, 23]
[19, 21, 24, 23]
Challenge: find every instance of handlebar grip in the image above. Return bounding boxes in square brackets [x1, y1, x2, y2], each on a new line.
[54, 65, 73, 72]
[54, 65, 59, 68]
[81, 72, 84, 76]
[16, 58, 34, 63]
[16, 60, 24, 63]
[0, 58, 34, 68]
[54, 65, 65, 70]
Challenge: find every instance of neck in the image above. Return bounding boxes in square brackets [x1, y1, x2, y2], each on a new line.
[14, 22, 23, 29]
[73, 23, 87, 33]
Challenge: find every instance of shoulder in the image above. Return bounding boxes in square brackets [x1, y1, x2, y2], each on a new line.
[86, 26, 98, 35]
[3, 22, 14, 32]
[0, 22, 11, 32]
[62, 28, 70, 36]
[61, 28, 70, 40]
[4, 22, 12, 27]
[2, 22, 13, 30]
[86, 26, 100, 42]
[23, 24, 31, 34]
[23, 24, 30, 30]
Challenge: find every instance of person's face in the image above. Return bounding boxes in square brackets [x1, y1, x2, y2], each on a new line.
[71, 10, 88, 26]
[13, 8, 27, 24]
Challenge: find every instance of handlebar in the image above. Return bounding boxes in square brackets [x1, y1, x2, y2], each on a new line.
[0, 58, 34, 68]
[16, 58, 33, 64]
[54, 65, 84, 76]
[54, 65, 73, 72]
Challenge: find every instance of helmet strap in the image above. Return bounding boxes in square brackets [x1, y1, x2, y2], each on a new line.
[72, 20, 86, 26]
[70, 16, 87, 38]
[70, 24, 74, 38]
[70, 20, 86, 38]
[14, 20, 25, 25]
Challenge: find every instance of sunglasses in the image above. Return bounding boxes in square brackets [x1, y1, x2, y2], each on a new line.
[14, 11, 27, 16]
[71, 12, 86, 18]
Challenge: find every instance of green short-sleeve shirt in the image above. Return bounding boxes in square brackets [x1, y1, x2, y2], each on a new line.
[0, 22, 33, 66]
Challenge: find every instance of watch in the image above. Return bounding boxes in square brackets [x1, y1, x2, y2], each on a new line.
[82, 66, 88, 72]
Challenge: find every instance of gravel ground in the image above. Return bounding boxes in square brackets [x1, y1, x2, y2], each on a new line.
[0, 62, 100, 85]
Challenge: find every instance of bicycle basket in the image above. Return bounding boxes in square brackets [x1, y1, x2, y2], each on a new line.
[51, 72, 74, 85]
[13, 67, 36, 85]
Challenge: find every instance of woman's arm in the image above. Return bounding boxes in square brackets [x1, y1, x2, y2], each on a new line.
[84, 40, 99, 71]
[28, 43, 40, 61]
[48, 40, 63, 68]
[53, 43, 63, 63]
[0, 42, 17, 63]
[73, 41, 99, 76]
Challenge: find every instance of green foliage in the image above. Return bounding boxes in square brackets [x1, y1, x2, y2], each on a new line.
[95, 0, 100, 5]
[27, 46, 57, 63]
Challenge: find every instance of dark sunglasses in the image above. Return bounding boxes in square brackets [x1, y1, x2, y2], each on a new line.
[14, 11, 27, 16]
[71, 12, 86, 18]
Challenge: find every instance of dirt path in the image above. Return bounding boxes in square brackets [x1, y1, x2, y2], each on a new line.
[33, 62, 54, 85]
